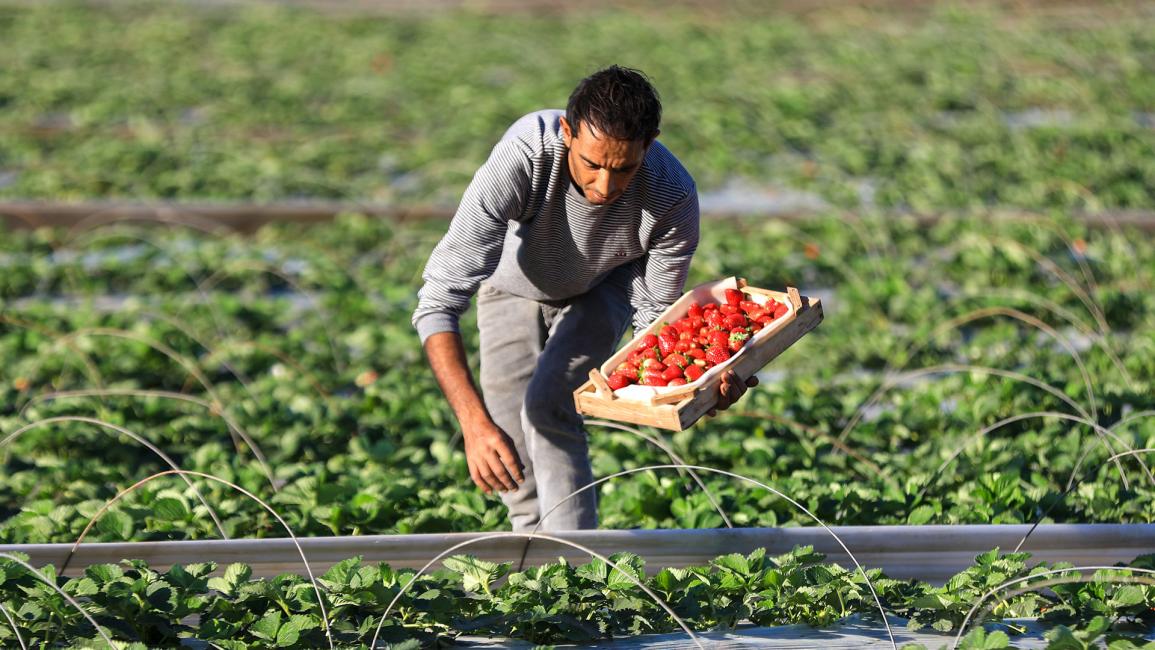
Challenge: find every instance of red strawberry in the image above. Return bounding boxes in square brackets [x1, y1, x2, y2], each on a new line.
[708, 330, 730, 349]
[728, 328, 750, 352]
[642, 359, 666, 372]
[703, 303, 719, 311]
[746, 307, 767, 321]
[705, 346, 731, 367]
[684, 364, 705, 381]
[772, 302, 788, 318]
[686, 348, 706, 360]
[739, 300, 760, 314]
[641, 370, 668, 386]
[725, 313, 748, 329]
[660, 325, 679, 339]
[607, 373, 632, 390]
[705, 310, 725, 327]
[688, 302, 704, 318]
[719, 303, 740, 316]
[643, 347, 659, 361]
[749, 321, 764, 333]
[725, 288, 743, 306]
[658, 334, 678, 356]
[661, 365, 684, 381]
[636, 334, 659, 352]
[667, 377, 688, 386]
[663, 353, 688, 368]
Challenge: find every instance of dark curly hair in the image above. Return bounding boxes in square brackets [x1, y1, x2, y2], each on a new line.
[566, 65, 662, 144]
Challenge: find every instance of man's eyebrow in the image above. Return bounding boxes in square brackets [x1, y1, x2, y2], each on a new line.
[579, 154, 637, 172]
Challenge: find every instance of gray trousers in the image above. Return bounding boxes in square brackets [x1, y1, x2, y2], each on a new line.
[476, 278, 632, 531]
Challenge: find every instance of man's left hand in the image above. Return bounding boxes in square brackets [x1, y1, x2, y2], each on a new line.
[708, 370, 759, 417]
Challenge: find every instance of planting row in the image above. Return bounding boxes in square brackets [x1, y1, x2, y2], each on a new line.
[1, 546, 1153, 648]
[0, 213, 1151, 541]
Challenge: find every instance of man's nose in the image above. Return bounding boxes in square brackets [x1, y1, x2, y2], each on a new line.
[595, 170, 617, 197]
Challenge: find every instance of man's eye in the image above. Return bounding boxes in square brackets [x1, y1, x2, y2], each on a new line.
[585, 162, 599, 170]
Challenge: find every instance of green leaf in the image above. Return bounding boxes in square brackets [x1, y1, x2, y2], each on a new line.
[152, 498, 189, 521]
[907, 505, 937, 525]
[250, 610, 281, 642]
[85, 563, 124, 584]
[95, 510, 133, 540]
[1110, 585, 1146, 607]
[208, 563, 252, 598]
[442, 555, 509, 595]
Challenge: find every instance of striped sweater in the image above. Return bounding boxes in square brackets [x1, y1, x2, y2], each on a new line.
[412, 109, 700, 344]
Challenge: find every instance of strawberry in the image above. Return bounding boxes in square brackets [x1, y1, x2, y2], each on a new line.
[685, 348, 706, 361]
[725, 313, 748, 329]
[663, 353, 688, 368]
[719, 303, 740, 316]
[641, 369, 668, 386]
[636, 334, 659, 352]
[643, 347, 659, 361]
[658, 334, 678, 356]
[688, 302, 704, 318]
[725, 288, 743, 306]
[708, 330, 729, 349]
[607, 373, 632, 390]
[705, 346, 731, 367]
[772, 302, 788, 318]
[660, 324, 679, 339]
[705, 310, 725, 327]
[684, 364, 705, 381]
[661, 365, 684, 381]
[667, 377, 688, 386]
[703, 302, 719, 311]
[749, 321, 764, 333]
[642, 359, 665, 372]
[674, 339, 693, 353]
[728, 327, 750, 352]
[739, 300, 760, 314]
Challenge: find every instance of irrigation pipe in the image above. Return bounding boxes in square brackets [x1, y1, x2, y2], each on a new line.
[368, 532, 706, 650]
[6, 523, 1152, 585]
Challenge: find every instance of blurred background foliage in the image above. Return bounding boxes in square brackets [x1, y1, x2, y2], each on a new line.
[1, 0, 1153, 211]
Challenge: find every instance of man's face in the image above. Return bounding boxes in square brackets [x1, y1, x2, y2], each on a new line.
[560, 117, 653, 206]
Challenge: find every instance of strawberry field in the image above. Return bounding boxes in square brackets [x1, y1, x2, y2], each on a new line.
[3, 0, 1155, 648]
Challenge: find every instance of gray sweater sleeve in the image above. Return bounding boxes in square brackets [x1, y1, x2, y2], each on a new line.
[411, 138, 532, 343]
[626, 187, 701, 331]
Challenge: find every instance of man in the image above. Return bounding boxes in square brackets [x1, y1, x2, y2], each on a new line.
[412, 65, 755, 531]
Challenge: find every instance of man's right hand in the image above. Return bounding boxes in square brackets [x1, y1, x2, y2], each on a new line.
[462, 420, 524, 494]
[422, 331, 525, 496]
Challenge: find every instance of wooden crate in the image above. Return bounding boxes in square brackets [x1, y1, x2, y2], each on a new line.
[573, 277, 823, 431]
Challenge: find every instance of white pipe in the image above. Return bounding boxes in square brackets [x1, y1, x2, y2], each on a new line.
[3, 523, 1151, 585]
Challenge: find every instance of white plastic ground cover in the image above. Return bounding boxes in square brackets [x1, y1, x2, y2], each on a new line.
[603, 277, 795, 402]
[456, 616, 1118, 648]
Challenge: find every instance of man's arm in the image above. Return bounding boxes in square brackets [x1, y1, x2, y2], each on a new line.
[423, 332, 523, 494]
[413, 135, 534, 493]
[629, 189, 756, 414]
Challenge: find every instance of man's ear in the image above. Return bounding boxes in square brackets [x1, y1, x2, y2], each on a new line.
[646, 129, 661, 148]
[560, 116, 574, 147]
